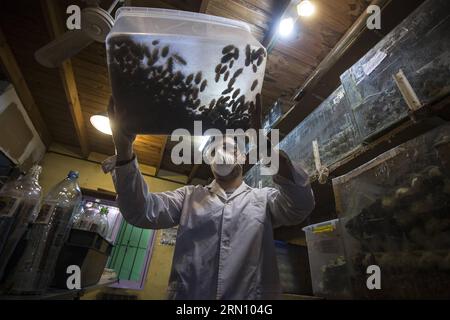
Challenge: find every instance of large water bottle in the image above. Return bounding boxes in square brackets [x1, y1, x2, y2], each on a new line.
[73, 199, 100, 231]
[91, 207, 109, 239]
[0, 174, 22, 256]
[8, 171, 82, 294]
[0, 165, 42, 280]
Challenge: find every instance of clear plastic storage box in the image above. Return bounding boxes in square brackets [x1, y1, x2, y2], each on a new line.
[278, 85, 361, 177]
[332, 124, 450, 299]
[303, 219, 352, 299]
[340, 0, 450, 141]
[106, 7, 267, 134]
[262, 101, 282, 132]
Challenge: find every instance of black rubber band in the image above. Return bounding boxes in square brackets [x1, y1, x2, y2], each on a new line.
[115, 154, 136, 167]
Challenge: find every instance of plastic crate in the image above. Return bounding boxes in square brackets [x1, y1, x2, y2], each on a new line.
[278, 85, 361, 176]
[106, 7, 267, 134]
[263, 101, 283, 132]
[51, 229, 113, 289]
[303, 219, 352, 299]
[332, 124, 450, 299]
[340, 0, 450, 141]
[274, 241, 312, 295]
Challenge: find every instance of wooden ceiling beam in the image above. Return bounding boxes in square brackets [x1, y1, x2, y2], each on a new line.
[155, 136, 168, 176]
[41, 0, 90, 158]
[262, 0, 294, 53]
[199, 0, 210, 13]
[0, 27, 52, 146]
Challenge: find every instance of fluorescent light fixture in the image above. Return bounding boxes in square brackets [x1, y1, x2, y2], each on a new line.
[198, 136, 210, 152]
[90, 114, 112, 135]
[297, 0, 315, 17]
[278, 17, 294, 38]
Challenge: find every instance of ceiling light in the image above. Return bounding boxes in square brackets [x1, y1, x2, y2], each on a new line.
[90, 113, 112, 135]
[278, 17, 294, 37]
[297, 0, 315, 17]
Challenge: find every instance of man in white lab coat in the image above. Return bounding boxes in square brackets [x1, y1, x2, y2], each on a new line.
[104, 98, 315, 300]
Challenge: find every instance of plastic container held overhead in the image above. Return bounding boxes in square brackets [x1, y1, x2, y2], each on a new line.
[106, 8, 267, 135]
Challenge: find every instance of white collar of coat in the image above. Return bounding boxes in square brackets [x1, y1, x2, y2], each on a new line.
[206, 180, 251, 201]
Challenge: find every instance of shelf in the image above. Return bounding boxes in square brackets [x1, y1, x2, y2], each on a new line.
[0, 277, 118, 300]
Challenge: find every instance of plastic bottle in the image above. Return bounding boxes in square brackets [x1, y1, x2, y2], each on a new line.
[71, 204, 85, 231]
[92, 207, 109, 238]
[8, 170, 82, 294]
[0, 165, 43, 280]
[73, 199, 100, 232]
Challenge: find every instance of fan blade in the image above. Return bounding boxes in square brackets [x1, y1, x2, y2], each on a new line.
[35, 30, 94, 68]
[107, 0, 121, 13]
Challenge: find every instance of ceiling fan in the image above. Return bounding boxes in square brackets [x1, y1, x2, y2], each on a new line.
[35, 0, 123, 68]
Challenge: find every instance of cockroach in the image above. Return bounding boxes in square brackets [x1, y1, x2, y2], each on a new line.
[173, 54, 187, 65]
[151, 48, 159, 61]
[221, 53, 234, 64]
[232, 89, 240, 99]
[228, 77, 236, 88]
[251, 79, 258, 91]
[161, 46, 169, 58]
[257, 55, 264, 66]
[220, 65, 228, 74]
[209, 99, 216, 109]
[245, 44, 251, 61]
[167, 57, 174, 72]
[195, 72, 202, 84]
[233, 68, 243, 79]
[186, 74, 194, 85]
[233, 48, 239, 60]
[200, 79, 207, 92]
[222, 45, 235, 54]
[222, 87, 233, 95]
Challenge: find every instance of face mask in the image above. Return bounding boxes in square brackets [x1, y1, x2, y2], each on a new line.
[211, 148, 239, 177]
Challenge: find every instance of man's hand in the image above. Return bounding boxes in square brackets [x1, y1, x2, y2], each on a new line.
[107, 96, 136, 162]
[275, 149, 294, 181]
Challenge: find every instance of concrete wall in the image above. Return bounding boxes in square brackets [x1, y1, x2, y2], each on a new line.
[38, 150, 181, 299]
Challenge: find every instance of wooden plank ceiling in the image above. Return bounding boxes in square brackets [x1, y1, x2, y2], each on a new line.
[0, 0, 370, 181]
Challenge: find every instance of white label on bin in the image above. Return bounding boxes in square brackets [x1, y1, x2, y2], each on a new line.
[0, 196, 22, 217]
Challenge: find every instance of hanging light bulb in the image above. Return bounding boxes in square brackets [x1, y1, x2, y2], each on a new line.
[297, 0, 316, 17]
[90, 113, 112, 135]
[278, 17, 294, 37]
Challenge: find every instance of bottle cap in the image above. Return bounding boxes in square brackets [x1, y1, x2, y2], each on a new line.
[67, 170, 80, 179]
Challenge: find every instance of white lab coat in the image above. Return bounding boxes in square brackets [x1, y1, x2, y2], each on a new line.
[103, 156, 315, 299]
